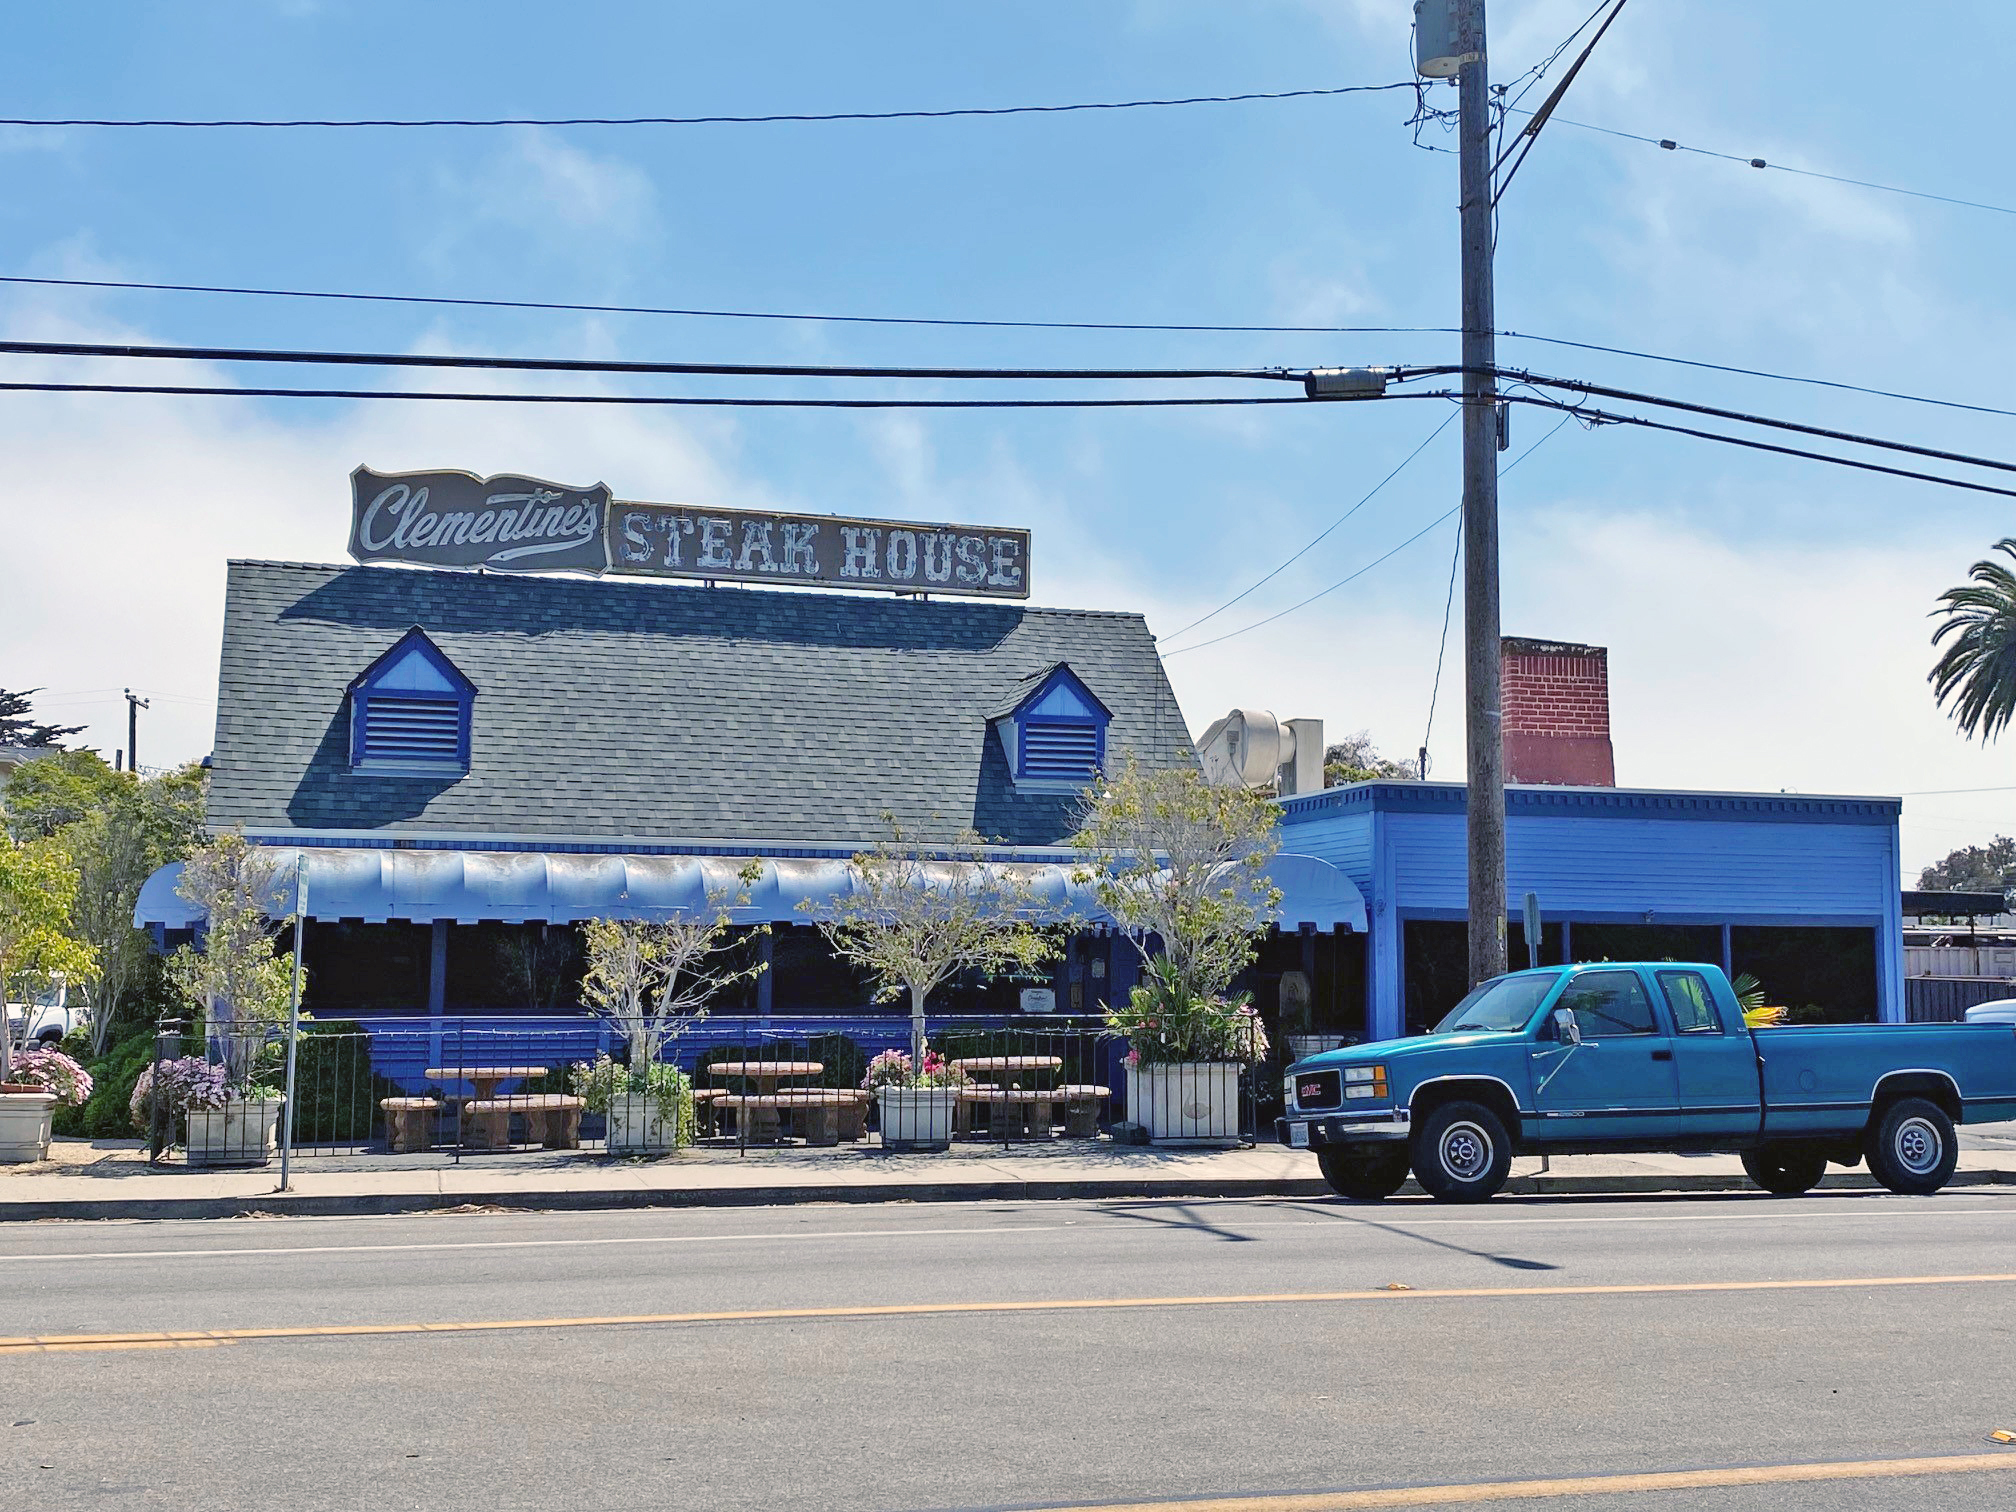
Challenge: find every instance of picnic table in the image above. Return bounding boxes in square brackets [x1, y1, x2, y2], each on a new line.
[426, 1067, 548, 1147]
[951, 1055, 1063, 1137]
[706, 1060, 824, 1142]
[426, 1066, 549, 1103]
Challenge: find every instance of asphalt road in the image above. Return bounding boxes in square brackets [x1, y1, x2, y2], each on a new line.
[4, 1191, 2016, 1511]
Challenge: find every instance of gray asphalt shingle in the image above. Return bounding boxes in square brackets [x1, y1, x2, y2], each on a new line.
[208, 561, 1193, 848]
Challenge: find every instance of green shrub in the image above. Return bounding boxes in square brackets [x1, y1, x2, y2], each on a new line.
[55, 1026, 158, 1139]
[290, 1022, 403, 1144]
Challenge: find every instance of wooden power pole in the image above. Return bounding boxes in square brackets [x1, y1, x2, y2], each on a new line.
[1456, 0, 1507, 986]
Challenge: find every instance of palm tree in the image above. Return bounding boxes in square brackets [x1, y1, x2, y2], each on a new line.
[1931, 539, 2016, 740]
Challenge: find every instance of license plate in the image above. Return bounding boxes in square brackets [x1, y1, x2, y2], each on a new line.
[1287, 1122, 1310, 1149]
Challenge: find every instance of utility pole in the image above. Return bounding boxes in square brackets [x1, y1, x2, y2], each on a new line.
[122, 693, 148, 774]
[1455, 0, 1506, 987]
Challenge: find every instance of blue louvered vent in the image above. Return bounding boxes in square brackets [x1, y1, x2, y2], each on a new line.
[1021, 721, 1100, 782]
[359, 696, 464, 766]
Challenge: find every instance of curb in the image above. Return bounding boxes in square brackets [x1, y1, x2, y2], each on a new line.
[2, 1167, 2011, 1222]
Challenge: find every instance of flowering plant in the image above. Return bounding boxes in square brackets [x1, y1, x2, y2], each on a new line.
[5, 1046, 93, 1106]
[1105, 955, 1270, 1066]
[861, 1049, 971, 1091]
[128, 1056, 229, 1135]
[569, 1054, 694, 1139]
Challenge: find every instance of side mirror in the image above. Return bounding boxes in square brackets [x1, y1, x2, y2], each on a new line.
[1552, 1007, 1583, 1046]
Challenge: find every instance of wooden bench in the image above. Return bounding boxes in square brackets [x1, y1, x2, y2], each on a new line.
[713, 1090, 870, 1146]
[462, 1094, 585, 1150]
[379, 1097, 440, 1153]
[955, 1086, 1056, 1137]
[1055, 1084, 1112, 1138]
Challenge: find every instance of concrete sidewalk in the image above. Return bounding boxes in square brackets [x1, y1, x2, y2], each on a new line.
[4, 1127, 2016, 1221]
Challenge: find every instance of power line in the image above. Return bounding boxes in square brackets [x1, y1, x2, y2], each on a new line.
[0, 334, 1338, 384]
[0, 272, 1461, 337]
[1504, 394, 2016, 503]
[1516, 109, 2016, 219]
[1161, 410, 1459, 643]
[1498, 330, 2016, 422]
[11, 272, 2007, 422]
[1502, 369, 2016, 477]
[1420, 412, 1575, 762]
[0, 82, 1420, 130]
[0, 378, 1405, 410]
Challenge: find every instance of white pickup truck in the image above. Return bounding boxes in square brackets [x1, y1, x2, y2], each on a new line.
[3, 979, 87, 1048]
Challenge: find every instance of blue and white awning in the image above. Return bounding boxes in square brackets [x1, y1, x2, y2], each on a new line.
[134, 847, 1366, 933]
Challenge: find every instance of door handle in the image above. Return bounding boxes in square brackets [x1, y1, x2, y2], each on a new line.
[1651, 1048, 1673, 1061]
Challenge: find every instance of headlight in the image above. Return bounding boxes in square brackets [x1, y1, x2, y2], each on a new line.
[1343, 1064, 1389, 1099]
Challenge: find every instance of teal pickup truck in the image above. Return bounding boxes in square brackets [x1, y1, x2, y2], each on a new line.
[1279, 961, 2016, 1203]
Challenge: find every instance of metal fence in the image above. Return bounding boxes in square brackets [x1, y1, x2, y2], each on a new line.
[134, 1014, 1271, 1160]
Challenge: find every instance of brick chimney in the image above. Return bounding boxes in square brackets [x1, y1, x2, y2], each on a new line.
[1501, 637, 1615, 787]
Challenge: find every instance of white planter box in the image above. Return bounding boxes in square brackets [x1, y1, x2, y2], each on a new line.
[878, 1087, 958, 1151]
[0, 1092, 57, 1164]
[605, 1091, 683, 1154]
[1128, 1061, 1244, 1144]
[186, 1098, 284, 1167]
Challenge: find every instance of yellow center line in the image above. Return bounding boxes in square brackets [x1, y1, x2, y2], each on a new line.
[1040, 1452, 2016, 1510]
[5, 1270, 2016, 1355]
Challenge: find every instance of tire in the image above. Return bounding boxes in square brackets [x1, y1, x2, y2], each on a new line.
[1865, 1097, 1958, 1196]
[1740, 1145, 1828, 1196]
[1410, 1100, 1513, 1203]
[1317, 1146, 1411, 1201]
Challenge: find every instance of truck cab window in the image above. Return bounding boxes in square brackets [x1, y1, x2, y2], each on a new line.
[1557, 970, 1658, 1037]
[1658, 970, 1721, 1034]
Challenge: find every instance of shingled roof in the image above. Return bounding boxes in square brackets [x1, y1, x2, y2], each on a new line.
[208, 561, 1191, 849]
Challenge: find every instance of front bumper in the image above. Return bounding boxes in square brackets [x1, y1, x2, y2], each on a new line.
[1277, 1108, 1412, 1147]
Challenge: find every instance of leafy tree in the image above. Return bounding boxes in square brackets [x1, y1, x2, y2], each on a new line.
[167, 831, 298, 1090]
[1931, 539, 2016, 741]
[1324, 731, 1419, 788]
[2, 749, 128, 841]
[0, 834, 97, 1083]
[63, 766, 207, 1053]
[1073, 754, 1282, 1011]
[811, 824, 1059, 1064]
[580, 864, 768, 1067]
[1917, 837, 2016, 896]
[0, 688, 83, 749]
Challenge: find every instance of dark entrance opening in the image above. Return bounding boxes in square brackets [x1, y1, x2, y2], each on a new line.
[1402, 920, 1470, 1036]
[1569, 924, 1723, 969]
[1730, 926, 1878, 1023]
[301, 921, 430, 1017]
[1506, 920, 1568, 969]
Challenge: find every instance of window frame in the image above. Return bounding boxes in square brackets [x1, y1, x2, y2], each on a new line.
[1556, 968, 1661, 1039]
[1656, 968, 1725, 1035]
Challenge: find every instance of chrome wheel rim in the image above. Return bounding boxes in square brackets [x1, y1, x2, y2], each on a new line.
[1439, 1120, 1493, 1182]
[1895, 1116, 1942, 1176]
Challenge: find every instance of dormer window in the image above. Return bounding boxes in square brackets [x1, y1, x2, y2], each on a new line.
[347, 629, 475, 775]
[991, 663, 1111, 789]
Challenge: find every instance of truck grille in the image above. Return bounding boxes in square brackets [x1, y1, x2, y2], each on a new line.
[1294, 1069, 1342, 1111]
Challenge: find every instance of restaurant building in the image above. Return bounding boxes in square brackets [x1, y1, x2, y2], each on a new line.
[134, 472, 1905, 1064]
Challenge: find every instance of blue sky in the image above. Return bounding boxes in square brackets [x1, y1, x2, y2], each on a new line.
[2, 0, 2013, 876]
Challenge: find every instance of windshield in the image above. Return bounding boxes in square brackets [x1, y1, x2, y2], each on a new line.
[1432, 973, 1559, 1034]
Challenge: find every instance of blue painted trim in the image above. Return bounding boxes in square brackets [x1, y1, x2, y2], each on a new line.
[347, 627, 475, 772]
[1396, 908, 1888, 929]
[244, 831, 1095, 865]
[1010, 664, 1109, 782]
[1279, 781, 1900, 826]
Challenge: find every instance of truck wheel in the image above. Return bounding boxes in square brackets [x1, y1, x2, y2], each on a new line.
[1317, 1147, 1411, 1201]
[1411, 1101, 1512, 1203]
[1865, 1097, 1958, 1196]
[1740, 1146, 1827, 1195]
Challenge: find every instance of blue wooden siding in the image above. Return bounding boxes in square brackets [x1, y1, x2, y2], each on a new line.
[1280, 784, 1904, 1038]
